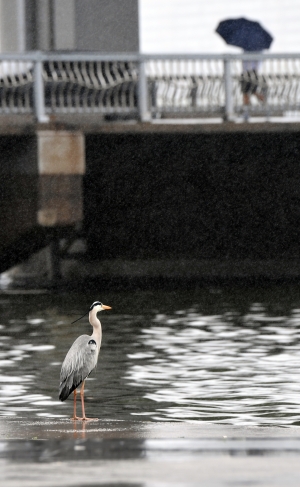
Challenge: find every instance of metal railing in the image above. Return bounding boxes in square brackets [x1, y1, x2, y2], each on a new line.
[0, 52, 300, 123]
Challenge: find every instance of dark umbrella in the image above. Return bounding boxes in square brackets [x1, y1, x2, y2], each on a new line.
[216, 17, 273, 51]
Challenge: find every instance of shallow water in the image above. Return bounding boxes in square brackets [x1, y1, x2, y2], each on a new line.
[0, 285, 300, 427]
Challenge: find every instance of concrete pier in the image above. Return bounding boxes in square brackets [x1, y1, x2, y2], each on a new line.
[0, 129, 85, 277]
[37, 130, 85, 227]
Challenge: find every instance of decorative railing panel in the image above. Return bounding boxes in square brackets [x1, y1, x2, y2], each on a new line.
[43, 60, 138, 113]
[146, 58, 225, 115]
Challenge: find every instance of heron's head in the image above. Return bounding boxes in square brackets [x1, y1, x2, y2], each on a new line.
[89, 301, 112, 313]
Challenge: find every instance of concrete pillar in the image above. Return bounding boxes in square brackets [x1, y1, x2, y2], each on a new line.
[0, 0, 26, 51]
[74, 0, 139, 52]
[53, 0, 75, 50]
[35, 0, 52, 51]
[0, 0, 139, 53]
[37, 130, 85, 227]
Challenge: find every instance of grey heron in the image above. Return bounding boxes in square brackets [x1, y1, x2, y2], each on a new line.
[59, 301, 111, 420]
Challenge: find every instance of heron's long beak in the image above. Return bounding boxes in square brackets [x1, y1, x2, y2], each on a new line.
[102, 304, 112, 310]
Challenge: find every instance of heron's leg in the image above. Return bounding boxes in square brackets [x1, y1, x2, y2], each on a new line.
[71, 389, 81, 420]
[80, 381, 88, 420]
[80, 380, 98, 421]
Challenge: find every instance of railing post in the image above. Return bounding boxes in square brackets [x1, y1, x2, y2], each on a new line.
[33, 58, 49, 123]
[224, 58, 233, 121]
[138, 57, 150, 122]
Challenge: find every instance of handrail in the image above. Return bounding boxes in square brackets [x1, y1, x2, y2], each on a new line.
[0, 51, 300, 61]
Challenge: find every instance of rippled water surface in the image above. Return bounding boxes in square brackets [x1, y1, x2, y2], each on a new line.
[1, 285, 300, 426]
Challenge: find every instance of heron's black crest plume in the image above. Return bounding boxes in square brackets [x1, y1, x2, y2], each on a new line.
[71, 312, 89, 324]
[70, 302, 103, 324]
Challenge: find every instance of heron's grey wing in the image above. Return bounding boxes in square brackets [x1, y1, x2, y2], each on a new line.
[59, 335, 99, 401]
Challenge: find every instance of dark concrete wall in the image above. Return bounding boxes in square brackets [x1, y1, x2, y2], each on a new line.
[1, 130, 300, 268]
[0, 135, 38, 252]
[84, 132, 300, 260]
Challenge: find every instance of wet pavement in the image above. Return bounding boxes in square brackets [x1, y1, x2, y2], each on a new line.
[0, 420, 300, 486]
[1, 418, 300, 440]
[2, 455, 300, 487]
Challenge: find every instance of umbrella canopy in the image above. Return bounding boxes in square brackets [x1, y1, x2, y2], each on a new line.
[216, 18, 273, 51]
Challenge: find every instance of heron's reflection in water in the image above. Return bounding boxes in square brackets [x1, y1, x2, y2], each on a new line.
[72, 419, 86, 439]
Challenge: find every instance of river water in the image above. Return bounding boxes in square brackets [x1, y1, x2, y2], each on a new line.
[0, 284, 300, 427]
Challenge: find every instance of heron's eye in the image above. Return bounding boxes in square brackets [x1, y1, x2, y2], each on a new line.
[88, 339, 96, 345]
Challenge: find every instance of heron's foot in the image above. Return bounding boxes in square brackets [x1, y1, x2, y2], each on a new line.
[71, 416, 82, 421]
[81, 417, 99, 422]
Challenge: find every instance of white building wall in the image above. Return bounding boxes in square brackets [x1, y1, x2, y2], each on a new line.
[139, 0, 300, 53]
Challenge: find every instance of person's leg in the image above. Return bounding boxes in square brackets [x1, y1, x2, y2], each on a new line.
[243, 93, 250, 105]
[255, 92, 265, 103]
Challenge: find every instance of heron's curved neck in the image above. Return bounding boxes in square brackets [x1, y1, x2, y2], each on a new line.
[89, 309, 102, 345]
